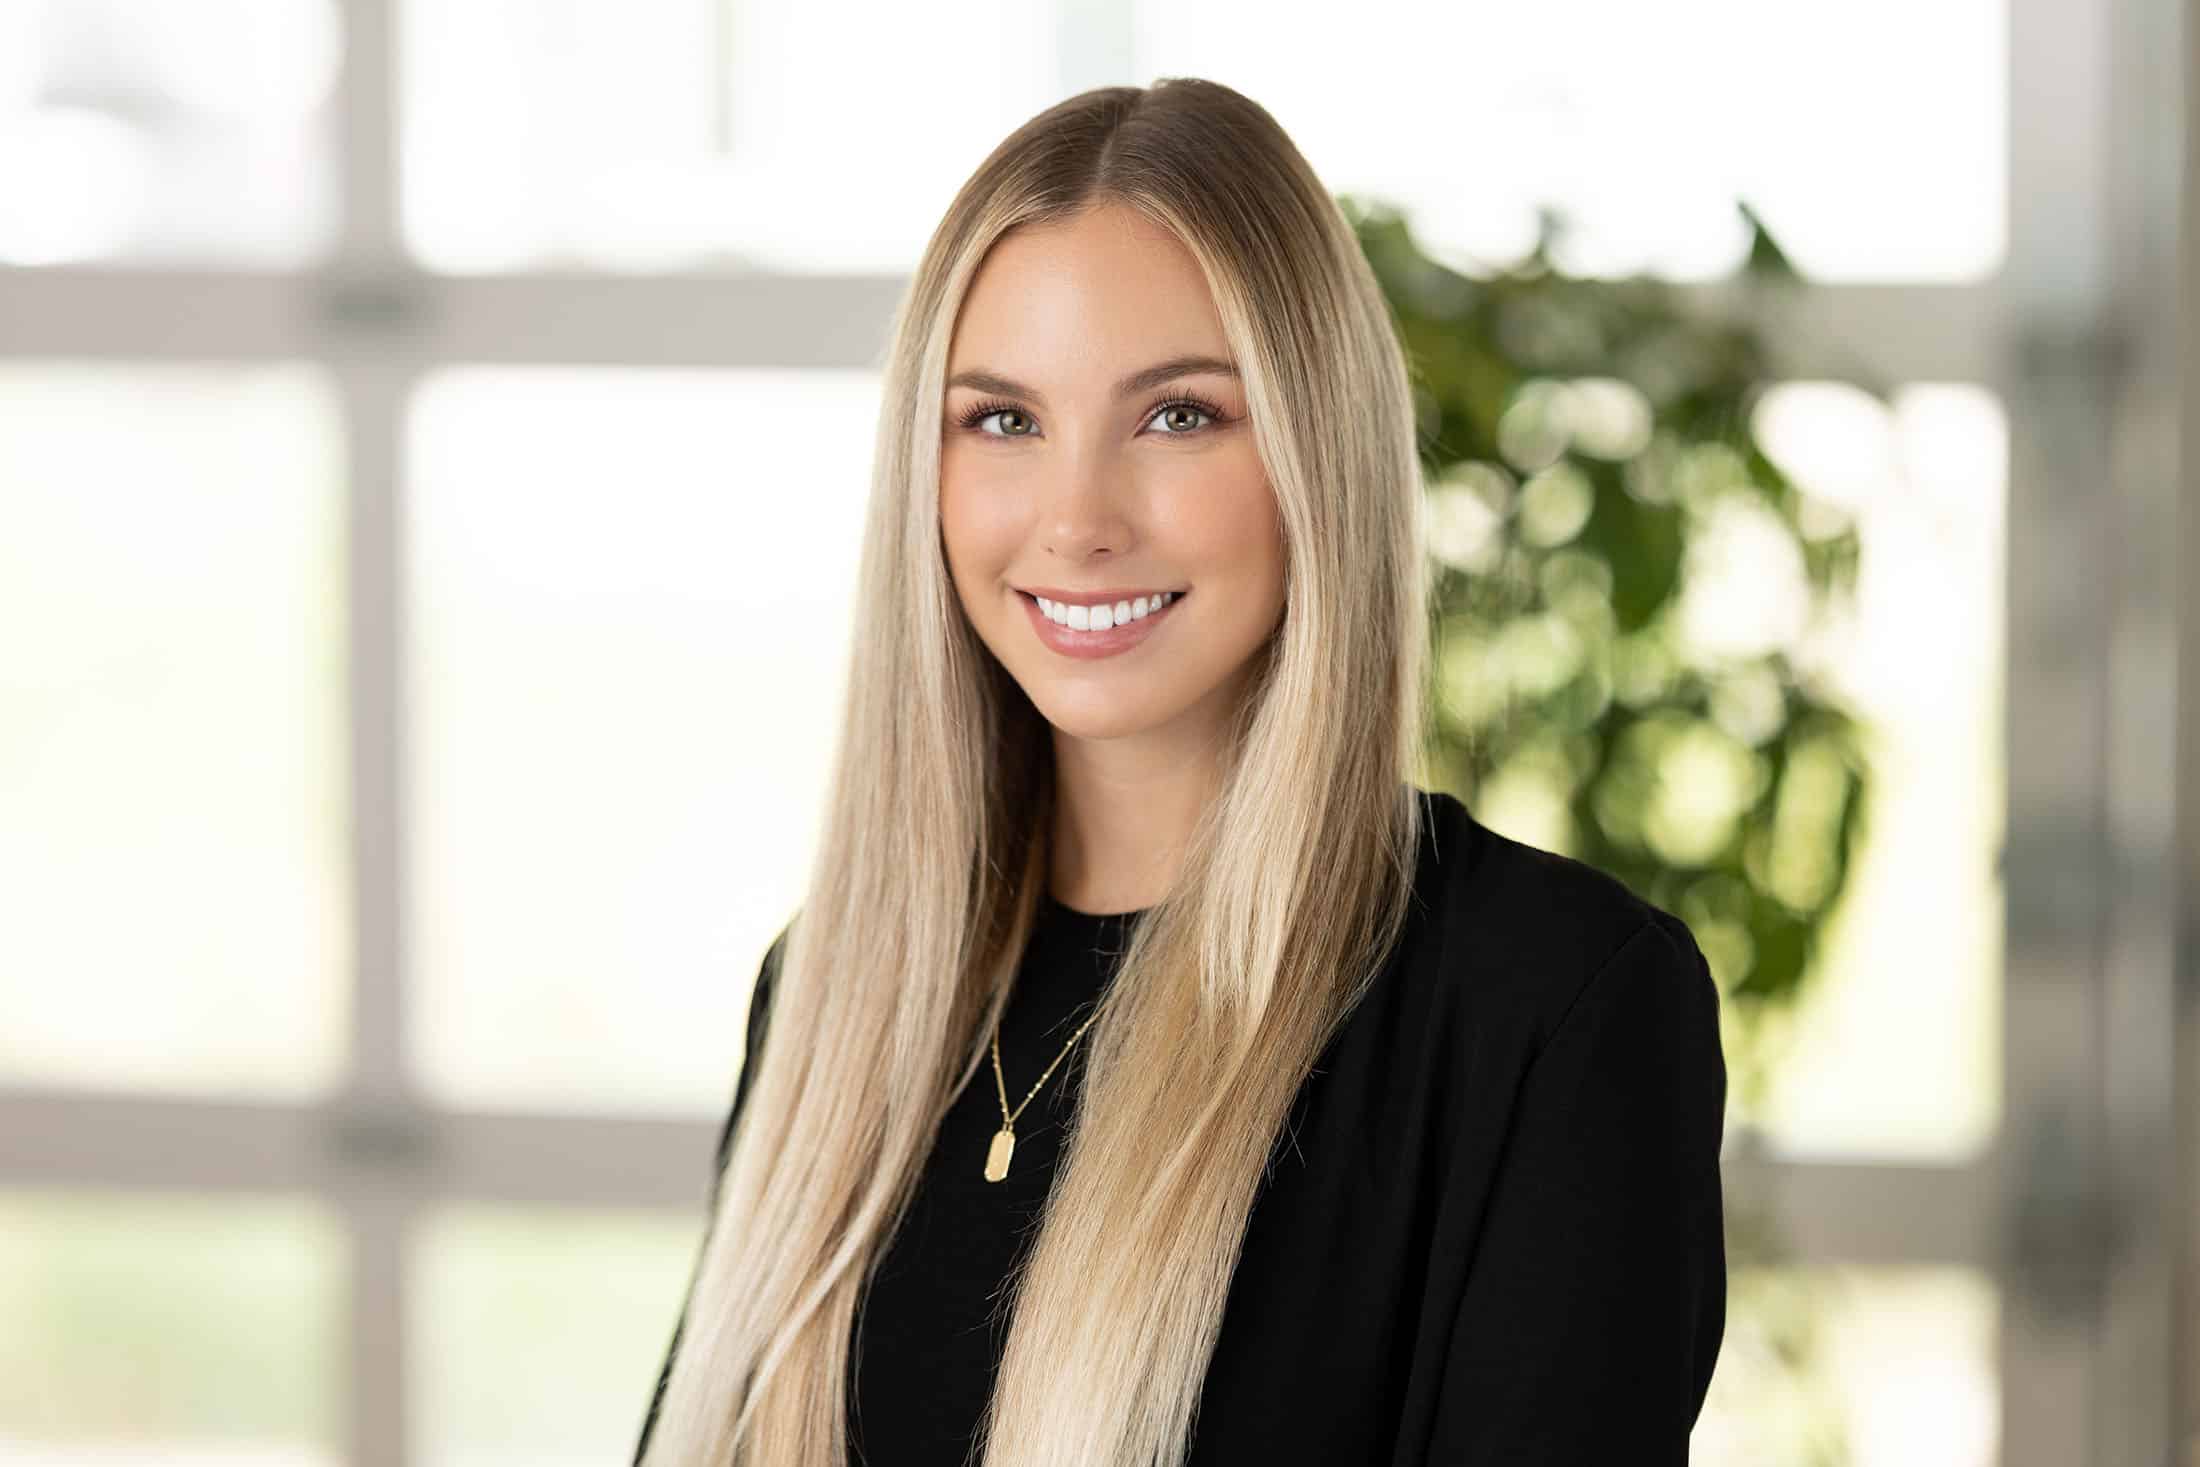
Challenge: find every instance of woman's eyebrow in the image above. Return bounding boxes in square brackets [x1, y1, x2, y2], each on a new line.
[944, 354, 1239, 408]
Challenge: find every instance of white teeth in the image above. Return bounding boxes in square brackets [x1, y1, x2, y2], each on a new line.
[1034, 590, 1175, 631]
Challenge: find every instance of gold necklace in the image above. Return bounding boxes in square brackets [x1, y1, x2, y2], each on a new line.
[984, 1004, 1103, 1182]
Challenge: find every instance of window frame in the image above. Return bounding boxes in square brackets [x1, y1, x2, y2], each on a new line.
[0, 0, 2179, 1462]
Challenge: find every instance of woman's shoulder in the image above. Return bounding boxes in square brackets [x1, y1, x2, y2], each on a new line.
[1405, 786, 1712, 1052]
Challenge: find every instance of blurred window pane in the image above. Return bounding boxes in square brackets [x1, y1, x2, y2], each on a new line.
[0, 364, 350, 1099]
[1739, 383, 2007, 1161]
[404, 367, 873, 1114]
[1697, 1263, 1999, 1466]
[0, 0, 339, 268]
[0, 1188, 345, 1462]
[1135, 0, 2004, 282]
[399, 0, 1060, 274]
[410, 1203, 699, 1467]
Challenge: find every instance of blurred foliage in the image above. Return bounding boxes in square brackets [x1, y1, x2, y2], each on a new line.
[1351, 196, 1892, 1464]
[1349, 197, 1880, 1118]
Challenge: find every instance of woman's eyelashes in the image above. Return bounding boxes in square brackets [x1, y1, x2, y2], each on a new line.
[951, 393, 1231, 441]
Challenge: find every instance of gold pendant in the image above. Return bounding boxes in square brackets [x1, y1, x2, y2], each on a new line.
[984, 1127, 1016, 1182]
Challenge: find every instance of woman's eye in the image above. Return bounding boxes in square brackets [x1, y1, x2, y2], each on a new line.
[1147, 401, 1216, 434]
[975, 408, 1034, 437]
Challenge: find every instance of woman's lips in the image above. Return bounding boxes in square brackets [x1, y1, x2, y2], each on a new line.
[1018, 590, 1185, 661]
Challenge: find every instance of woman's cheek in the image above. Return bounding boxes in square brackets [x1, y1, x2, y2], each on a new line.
[940, 456, 1026, 555]
[1161, 454, 1279, 573]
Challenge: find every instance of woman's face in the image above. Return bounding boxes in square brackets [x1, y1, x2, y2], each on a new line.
[938, 203, 1286, 751]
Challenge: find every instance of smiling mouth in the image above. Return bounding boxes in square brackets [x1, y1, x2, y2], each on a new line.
[1019, 588, 1186, 632]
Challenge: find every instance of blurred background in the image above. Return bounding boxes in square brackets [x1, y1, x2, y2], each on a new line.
[0, 0, 2188, 1464]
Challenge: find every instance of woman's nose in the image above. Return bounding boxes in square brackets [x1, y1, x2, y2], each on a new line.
[1037, 451, 1136, 552]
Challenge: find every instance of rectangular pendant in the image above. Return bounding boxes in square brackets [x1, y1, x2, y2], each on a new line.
[984, 1127, 1015, 1182]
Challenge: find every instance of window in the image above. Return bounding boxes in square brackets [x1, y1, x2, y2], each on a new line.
[0, 3, 2050, 1461]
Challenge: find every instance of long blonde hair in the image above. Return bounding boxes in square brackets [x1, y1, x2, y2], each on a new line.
[642, 76, 1434, 1467]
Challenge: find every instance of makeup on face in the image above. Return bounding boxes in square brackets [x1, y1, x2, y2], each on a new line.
[937, 205, 1284, 729]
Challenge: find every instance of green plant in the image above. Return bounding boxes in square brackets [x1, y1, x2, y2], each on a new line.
[1352, 198, 1877, 1118]
[1352, 194, 1886, 1463]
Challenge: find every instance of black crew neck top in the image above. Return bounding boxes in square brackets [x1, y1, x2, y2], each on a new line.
[634, 787, 1728, 1466]
[849, 891, 1148, 1462]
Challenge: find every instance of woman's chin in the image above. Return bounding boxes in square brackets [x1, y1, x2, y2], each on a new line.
[1028, 686, 1185, 744]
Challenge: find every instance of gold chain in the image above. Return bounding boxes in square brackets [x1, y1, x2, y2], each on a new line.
[982, 1004, 1103, 1183]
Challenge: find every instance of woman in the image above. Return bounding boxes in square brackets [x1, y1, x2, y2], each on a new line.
[635, 77, 1726, 1467]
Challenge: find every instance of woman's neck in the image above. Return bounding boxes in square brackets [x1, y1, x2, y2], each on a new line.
[1049, 751, 1217, 915]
